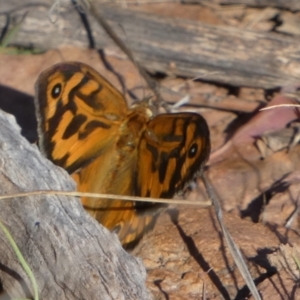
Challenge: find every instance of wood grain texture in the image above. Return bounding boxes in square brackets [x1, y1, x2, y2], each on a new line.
[0, 1, 300, 89]
[0, 110, 151, 300]
[182, 0, 300, 10]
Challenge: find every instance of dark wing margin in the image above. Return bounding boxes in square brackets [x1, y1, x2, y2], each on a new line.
[136, 112, 210, 199]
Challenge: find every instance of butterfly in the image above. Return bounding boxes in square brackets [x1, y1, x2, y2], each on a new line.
[34, 62, 210, 248]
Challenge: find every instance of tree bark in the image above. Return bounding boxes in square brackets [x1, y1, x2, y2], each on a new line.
[0, 0, 300, 89]
[0, 110, 152, 300]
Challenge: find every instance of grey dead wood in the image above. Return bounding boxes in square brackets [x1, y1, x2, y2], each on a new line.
[0, 109, 152, 299]
[0, 1, 300, 89]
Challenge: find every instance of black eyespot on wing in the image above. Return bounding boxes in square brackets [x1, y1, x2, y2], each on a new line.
[51, 83, 62, 98]
[188, 143, 198, 158]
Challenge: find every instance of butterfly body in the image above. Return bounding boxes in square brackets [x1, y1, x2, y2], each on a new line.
[35, 62, 210, 248]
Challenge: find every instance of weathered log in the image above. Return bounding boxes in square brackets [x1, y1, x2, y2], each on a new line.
[183, 0, 300, 11]
[0, 109, 152, 299]
[0, 0, 300, 89]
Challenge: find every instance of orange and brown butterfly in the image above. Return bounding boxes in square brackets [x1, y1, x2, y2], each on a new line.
[34, 61, 210, 248]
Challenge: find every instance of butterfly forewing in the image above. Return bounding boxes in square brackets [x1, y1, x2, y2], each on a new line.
[136, 113, 210, 199]
[35, 62, 128, 173]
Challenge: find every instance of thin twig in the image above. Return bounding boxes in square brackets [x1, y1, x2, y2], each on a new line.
[86, 0, 171, 112]
[260, 104, 300, 111]
[201, 174, 262, 300]
[0, 190, 211, 207]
